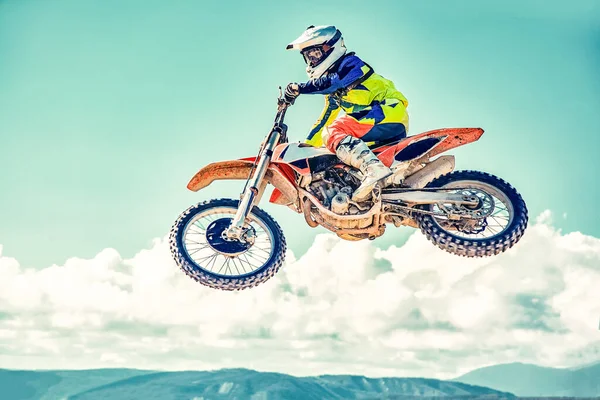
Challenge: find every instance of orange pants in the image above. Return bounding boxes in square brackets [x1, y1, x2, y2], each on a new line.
[323, 115, 407, 153]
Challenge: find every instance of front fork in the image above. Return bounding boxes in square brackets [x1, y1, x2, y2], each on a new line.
[224, 128, 282, 241]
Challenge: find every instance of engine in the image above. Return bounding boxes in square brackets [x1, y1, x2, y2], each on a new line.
[306, 167, 366, 215]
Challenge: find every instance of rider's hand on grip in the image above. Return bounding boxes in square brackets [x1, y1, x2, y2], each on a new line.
[284, 83, 300, 104]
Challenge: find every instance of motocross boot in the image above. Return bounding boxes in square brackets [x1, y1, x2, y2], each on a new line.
[335, 136, 392, 202]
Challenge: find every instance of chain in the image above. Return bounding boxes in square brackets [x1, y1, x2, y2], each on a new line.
[383, 187, 480, 193]
[383, 202, 447, 217]
[384, 201, 488, 219]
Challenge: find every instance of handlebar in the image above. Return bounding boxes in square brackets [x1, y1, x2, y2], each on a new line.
[273, 87, 292, 143]
[275, 86, 292, 124]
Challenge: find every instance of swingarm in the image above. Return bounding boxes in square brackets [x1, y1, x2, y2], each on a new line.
[381, 188, 480, 206]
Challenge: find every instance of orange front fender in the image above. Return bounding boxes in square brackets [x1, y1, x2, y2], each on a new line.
[187, 159, 256, 191]
[186, 160, 300, 211]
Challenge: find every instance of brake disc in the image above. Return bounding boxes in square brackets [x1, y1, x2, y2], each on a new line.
[206, 218, 256, 256]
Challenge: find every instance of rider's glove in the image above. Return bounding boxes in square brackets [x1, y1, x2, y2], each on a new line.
[284, 83, 300, 104]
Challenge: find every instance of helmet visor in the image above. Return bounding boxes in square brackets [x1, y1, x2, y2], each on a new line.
[301, 47, 325, 67]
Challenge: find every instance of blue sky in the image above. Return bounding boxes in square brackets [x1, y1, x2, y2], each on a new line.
[1, 0, 599, 268]
[0, 0, 599, 377]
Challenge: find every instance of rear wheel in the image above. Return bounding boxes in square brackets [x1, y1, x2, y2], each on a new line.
[169, 198, 286, 290]
[415, 170, 528, 257]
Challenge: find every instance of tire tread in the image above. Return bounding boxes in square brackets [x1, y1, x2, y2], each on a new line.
[168, 198, 286, 291]
[415, 170, 528, 257]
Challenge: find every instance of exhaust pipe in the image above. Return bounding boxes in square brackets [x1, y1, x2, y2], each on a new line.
[403, 155, 455, 188]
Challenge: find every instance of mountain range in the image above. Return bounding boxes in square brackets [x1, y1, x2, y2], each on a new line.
[453, 361, 600, 398]
[1, 361, 598, 400]
[0, 368, 513, 400]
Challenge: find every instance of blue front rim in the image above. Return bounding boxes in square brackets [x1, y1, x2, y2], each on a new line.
[179, 204, 275, 278]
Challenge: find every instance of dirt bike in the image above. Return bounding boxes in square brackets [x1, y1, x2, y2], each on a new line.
[169, 89, 528, 291]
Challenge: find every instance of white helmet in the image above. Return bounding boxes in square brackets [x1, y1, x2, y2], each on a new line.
[286, 25, 347, 80]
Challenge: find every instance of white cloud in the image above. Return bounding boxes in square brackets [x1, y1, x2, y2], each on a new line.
[0, 211, 598, 379]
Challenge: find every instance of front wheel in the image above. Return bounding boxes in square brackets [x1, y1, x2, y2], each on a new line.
[415, 170, 528, 257]
[169, 198, 286, 291]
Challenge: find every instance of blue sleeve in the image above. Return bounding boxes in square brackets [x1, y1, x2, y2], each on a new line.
[298, 55, 368, 95]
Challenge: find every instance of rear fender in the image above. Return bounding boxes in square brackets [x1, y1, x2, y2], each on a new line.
[377, 128, 484, 166]
[187, 159, 300, 212]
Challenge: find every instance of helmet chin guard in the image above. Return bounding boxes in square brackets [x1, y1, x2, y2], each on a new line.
[286, 25, 347, 79]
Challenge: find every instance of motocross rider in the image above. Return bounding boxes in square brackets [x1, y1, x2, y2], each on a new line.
[284, 25, 409, 201]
